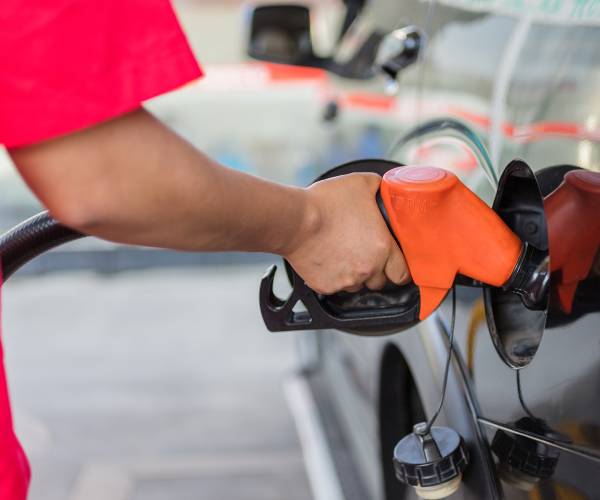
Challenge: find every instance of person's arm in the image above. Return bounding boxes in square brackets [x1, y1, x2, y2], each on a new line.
[9, 108, 409, 294]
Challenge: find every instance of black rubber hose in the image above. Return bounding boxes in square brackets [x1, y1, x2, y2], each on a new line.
[0, 212, 84, 281]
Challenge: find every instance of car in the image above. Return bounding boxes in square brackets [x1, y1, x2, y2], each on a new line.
[245, 1, 600, 499]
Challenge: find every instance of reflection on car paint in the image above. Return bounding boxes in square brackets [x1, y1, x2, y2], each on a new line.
[545, 169, 600, 320]
[388, 118, 499, 186]
[477, 166, 600, 495]
[490, 370, 571, 492]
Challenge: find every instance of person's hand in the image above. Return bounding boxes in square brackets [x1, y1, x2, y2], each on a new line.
[284, 173, 411, 295]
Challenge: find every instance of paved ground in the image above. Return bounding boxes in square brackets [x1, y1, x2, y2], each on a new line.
[2, 265, 312, 500]
[0, 3, 323, 499]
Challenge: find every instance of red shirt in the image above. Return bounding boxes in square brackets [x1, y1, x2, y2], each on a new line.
[0, 1, 202, 498]
[0, 0, 203, 148]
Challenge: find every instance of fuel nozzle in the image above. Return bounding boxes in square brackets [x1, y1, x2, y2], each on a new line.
[545, 169, 600, 313]
[379, 166, 548, 319]
[259, 160, 548, 335]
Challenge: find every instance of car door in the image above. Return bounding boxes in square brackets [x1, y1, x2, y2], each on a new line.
[412, 2, 600, 498]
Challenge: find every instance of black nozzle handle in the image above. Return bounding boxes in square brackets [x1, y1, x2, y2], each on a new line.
[259, 262, 420, 335]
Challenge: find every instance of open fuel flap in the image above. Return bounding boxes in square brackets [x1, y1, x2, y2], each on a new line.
[484, 160, 549, 369]
[485, 162, 600, 368]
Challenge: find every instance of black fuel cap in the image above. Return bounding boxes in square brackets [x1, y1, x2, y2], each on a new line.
[492, 417, 562, 490]
[393, 423, 469, 499]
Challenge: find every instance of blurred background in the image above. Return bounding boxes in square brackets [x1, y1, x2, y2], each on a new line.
[0, 1, 393, 499]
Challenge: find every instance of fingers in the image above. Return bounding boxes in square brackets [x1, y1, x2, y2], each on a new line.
[384, 243, 411, 285]
[364, 242, 411, 290]
[342, 283, 364, 293]
[309, 245, 409, 295]
[364, 271, 387, 290]
[310, 277, 362, 295]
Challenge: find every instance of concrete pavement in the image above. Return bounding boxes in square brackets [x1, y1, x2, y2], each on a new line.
[3, 265, 312, 500]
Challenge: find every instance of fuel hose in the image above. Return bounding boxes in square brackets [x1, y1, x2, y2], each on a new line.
[0, 212, 83, 281]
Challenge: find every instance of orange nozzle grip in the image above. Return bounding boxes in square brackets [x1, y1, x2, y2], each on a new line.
[545, 170, 600, 313]
[380, 166, 523, 320]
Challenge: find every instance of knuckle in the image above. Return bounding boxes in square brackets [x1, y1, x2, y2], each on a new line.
[398, 270, 411, 284]
[322, 282, 339, 295]
[368, 281, 385, 291]
[388, 268, 410, 285]
[361, 256, 384, 277]
[374, 238, 389, 256]
[309, 280, 328, 295]
[361, 172, 380, 184]
[342, 276, 360, 290]
[356, 266, 372, 281]
[349, 172, 378, 190]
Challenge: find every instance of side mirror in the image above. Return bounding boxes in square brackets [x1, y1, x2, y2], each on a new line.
[246, 4, 328, 68]
[375, 26, 424, 81]
[244, 2, 378, 79]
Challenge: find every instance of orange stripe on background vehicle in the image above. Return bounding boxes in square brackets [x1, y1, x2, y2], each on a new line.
[193, 63, 600, 143]
[443, 106, 599, 142]
[263, 63, 328, 82]
[338, 92, 396, 111]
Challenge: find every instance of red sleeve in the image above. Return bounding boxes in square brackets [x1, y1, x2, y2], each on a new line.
[0, 0, 203, 148]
